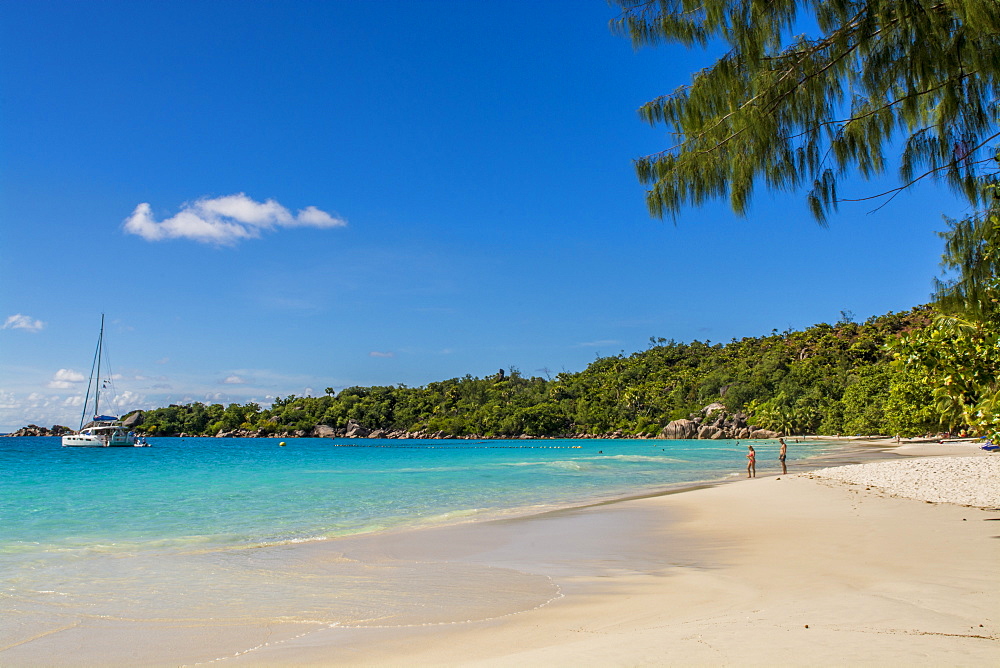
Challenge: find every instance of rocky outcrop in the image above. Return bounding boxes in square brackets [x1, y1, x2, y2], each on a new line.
[311, 424, 339, 438]
[122, 411, 144, 427]
[660, 419, 698, 439]
[344, 420, 370, 438]
[3, 424, 72, 437]
[215, 427, 276, 438]
[697, 425, 726, 439]
[702, 402, 727, 420]
[657, 404, 782, 440]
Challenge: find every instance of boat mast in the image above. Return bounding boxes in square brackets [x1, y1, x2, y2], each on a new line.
[78, 314, 105, 430]
[93, 314, 104, 421]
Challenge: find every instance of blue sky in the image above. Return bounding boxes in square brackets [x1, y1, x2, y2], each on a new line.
[0, 1, 967, 431]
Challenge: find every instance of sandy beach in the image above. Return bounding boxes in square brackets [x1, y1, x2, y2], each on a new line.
[3, 438, 998, 666]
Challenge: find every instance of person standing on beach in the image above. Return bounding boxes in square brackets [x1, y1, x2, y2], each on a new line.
[779, 438, 787, 475]
[746, 444, 756, 478]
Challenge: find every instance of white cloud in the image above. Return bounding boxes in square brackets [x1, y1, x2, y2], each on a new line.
[47, 368, 86, 389]
[2, 314, 45, 332]
[292, 206, 341, 227]
[106, 390, 141, 410]
[2, 391, 76, 427]
[223, 375, 247, 385]
[123, 193, 347, 246]
[0, 391, 17, 409]
[198, 194, 293, 225]
[369, 351, 395, 358]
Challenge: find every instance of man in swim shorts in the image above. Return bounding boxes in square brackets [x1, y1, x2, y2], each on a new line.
[778, 438, 787, 474]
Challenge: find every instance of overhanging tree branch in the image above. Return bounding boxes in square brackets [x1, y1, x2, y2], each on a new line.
[612, 0, 1000, 222]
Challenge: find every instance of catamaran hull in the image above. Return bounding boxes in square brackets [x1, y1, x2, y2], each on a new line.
[62, 433, 136, 447]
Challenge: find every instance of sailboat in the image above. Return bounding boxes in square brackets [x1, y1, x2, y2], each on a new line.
[62, 315, 145, 447]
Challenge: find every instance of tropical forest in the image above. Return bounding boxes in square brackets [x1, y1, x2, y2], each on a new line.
[133, 298, 998, 441]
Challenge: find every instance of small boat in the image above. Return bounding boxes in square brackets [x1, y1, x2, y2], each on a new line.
[62, 315, 142, 448]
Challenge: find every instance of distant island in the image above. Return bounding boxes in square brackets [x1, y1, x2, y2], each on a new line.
[5, 424, 72, 437]
[9, 306, 940, 441]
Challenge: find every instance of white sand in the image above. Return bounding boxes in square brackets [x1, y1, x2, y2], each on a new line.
[812, 456, 1000, 508]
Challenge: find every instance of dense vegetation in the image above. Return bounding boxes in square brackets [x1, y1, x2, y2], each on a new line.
[135, 306, 958, 439]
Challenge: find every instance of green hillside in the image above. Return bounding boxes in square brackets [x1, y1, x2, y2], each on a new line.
[136, 306, 949, 439]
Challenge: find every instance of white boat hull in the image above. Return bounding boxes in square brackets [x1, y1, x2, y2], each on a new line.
[62, 427, 136, 447]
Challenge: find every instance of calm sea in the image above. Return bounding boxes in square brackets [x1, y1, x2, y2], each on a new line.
[1, 436, 823, 550]
[0, 436, 832, 642]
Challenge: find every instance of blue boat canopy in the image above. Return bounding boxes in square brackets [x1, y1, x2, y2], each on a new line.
[93, 415, 119, 422]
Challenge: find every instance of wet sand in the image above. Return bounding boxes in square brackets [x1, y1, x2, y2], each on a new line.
[3, 439, 997, 666]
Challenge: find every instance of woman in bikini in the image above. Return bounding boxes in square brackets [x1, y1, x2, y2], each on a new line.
[746, 444, 756, 478]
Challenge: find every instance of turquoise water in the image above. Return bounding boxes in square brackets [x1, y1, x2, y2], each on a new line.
[0, 438, 819, 554]
[0, 436, 831, 640]
[1, 436, 820, 554]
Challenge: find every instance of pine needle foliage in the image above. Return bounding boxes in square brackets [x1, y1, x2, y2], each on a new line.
[611, 0, 1000, 222]
[933, 192, 1000, 320]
